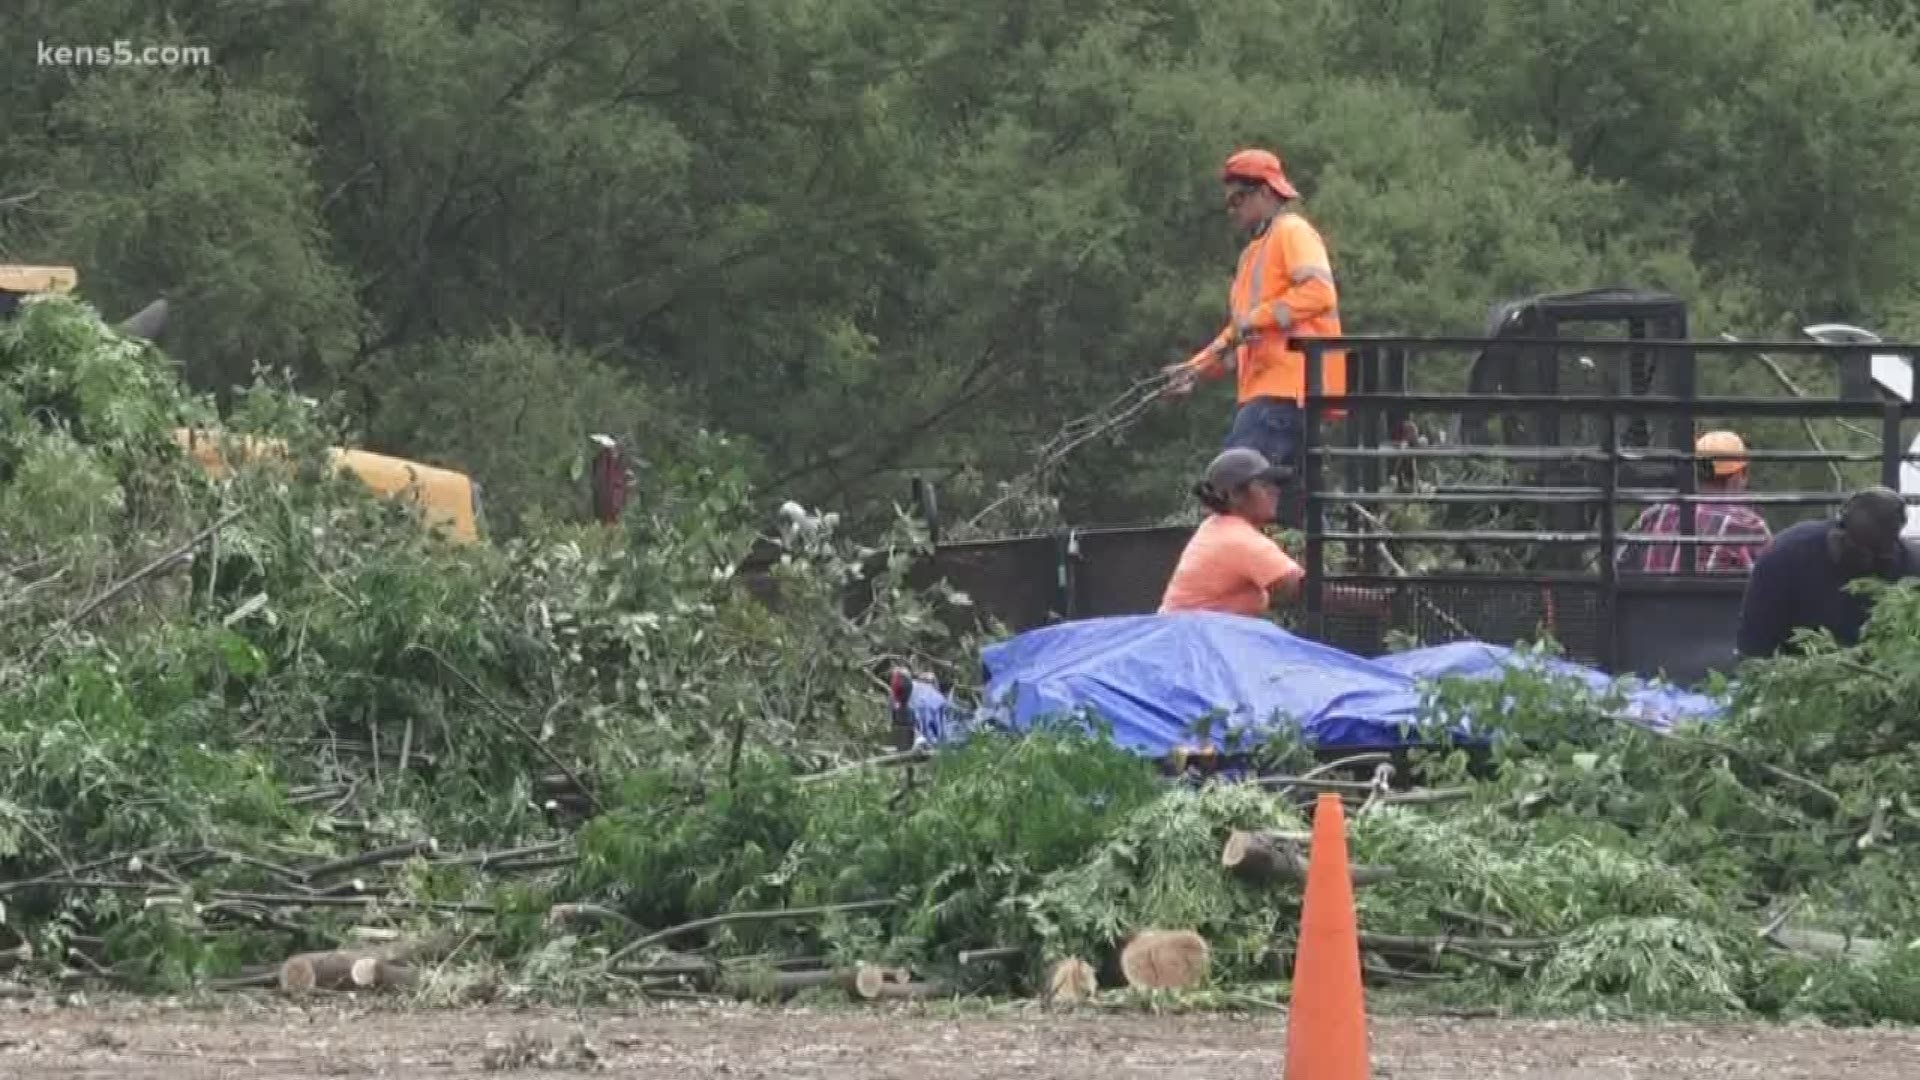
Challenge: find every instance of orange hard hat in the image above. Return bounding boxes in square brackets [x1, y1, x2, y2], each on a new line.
[1696, 430, 1748, 476]
[1221, 148, 1299, 201]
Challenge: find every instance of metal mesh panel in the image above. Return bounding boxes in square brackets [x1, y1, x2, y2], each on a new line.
[1614, 585, 1743, 684]
[907, 537, 1059, 634]
[1071, 527, 1192, 618]
[1317, 580, 1608, 667]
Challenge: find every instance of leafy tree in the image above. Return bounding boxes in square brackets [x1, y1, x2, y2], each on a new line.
[6, 0, 1920, 528]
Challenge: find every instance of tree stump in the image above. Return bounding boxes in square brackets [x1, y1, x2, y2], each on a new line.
[1045, 958, 1098, 1003]
[1119, 930, 1210, 991]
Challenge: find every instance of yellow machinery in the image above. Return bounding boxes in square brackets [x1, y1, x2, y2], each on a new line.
[173, 428, 484, 544]
[0, 265, 78, 295]
[3, 266, 484, 542]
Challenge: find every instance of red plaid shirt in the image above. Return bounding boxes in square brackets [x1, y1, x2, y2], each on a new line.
[1619, 501, 1772, 573]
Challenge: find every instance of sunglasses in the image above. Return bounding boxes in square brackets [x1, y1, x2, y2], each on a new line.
[1226, 188, 1255, 210]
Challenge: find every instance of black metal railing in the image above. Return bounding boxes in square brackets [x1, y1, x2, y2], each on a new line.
[1296, 335, 1920, 681]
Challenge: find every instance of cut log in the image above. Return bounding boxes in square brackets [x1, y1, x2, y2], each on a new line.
[722, 967, 851, 1000]
[1119, 930, 1210, 991]
[850, 963, 893, 1000]
[277, 950, 415, 994]
[350, 957, 417, 990]
[855, 978, 950, 1002]
[278, 951, 361, 993]
[1221, 830, 1396, 887]
[1045, 958, 1098, 1003]
[1767, 927, 1886, 962]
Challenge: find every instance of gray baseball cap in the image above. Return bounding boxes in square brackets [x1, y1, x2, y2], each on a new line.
[1204, 447, 1291, 493]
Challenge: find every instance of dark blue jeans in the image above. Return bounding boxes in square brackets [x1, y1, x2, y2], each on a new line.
[1223, 396, 1304, 527]
[1225, 396, 1302, 473]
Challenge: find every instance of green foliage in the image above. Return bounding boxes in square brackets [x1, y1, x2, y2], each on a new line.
[8, 6, 1920, 1024]
[1019, 784, 1305, 979]
[575, 726, 1162, 967]
[11, 0, 1920, 528]
[361, 330, 702, 534]
[0, 299, 966, 984]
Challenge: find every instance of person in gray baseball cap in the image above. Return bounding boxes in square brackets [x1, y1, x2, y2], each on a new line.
[1160, 448, 1387, 619]
[1737, 485, 1917, 657]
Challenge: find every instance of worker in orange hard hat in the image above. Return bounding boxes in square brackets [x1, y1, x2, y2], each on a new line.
[1163, 148, 1346, 527]
[1617, 429, 1772, 573]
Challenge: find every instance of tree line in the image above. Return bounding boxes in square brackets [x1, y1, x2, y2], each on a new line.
[5, 0, 1919, 533]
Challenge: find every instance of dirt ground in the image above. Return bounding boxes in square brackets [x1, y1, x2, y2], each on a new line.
[0, 996, 1914, 1080]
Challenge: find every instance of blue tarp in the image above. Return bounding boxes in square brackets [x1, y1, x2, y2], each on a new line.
[911, 612, 1725, 754]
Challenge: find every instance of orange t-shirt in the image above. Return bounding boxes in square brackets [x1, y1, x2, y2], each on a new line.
[1158, 514, 1306, 618]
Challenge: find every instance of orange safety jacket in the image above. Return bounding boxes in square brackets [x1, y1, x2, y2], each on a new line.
[1192, 211, 1347, 407]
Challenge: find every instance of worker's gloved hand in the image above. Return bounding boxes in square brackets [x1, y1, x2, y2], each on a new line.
[1161, 357, 1202, 396]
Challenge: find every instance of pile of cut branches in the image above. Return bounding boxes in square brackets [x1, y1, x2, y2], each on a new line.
[0, 297, 1915, 1026]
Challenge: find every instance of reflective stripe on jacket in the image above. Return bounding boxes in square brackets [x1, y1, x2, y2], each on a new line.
[1198, 211, 1346, 405]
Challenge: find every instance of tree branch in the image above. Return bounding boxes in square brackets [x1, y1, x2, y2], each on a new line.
[600, 898, 895, 969]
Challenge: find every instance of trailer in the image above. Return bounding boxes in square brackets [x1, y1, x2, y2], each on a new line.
[854, 289, 1920, 689]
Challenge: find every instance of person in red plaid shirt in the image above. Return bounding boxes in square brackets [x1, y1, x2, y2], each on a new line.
[1618, 430, 1772, 573]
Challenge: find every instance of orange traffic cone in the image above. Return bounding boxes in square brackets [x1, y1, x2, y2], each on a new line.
[1284, 792, 1369, 1080]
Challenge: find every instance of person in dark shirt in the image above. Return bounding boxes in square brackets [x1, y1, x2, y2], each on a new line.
[1736, 486, 1917, 658]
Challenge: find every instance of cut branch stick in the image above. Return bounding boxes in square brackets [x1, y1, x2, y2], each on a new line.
[1723, 336, 1860, 487]
[297, 839, 438, 882]
[433, 840, 570, 868]
[1765, 926, 1886, 962]
[1373, 787, 1472, 807]
[1300, 752, 1393, 781]
[1757, 897, 1805, 940]
[1221, 830, 1396, 887]
[1345, 500, 1478, 637]
[1119, 930, 1211, 991]
[1045, 958, 1098, 1003]
[209, 889, 491, 914]
[484, 855, 576, 873]
[210, 970, 280, 991]
[957, 946, 1023, 965]
[33, 507, 247, 658]
[618, 959, 721, 980]
[1254, 776, 1379, 793]
[547, 903, 641, 934]
[307, 878, 371, 898]
[1436, 907, 1517, 938]
[197, 900, 309, 935]
[406, 644, 606, 813]
[287, 786, 353, 807]
[1363, 960, 1453, 986]
[1358, 932, 1560, 954]
[366, 929, 471, 966]
[795, 747, 932, 785]
[600, 898, 895, 970]
[855, 978, 950, 1002]
[1612, 717, 1843, 807]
